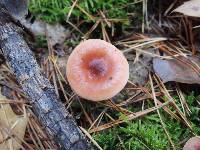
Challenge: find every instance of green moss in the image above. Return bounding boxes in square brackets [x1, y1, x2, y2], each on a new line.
[93, 93, 200, 150]
[29, 0, 142, 38]
[29, 0, 70, 23]
[29, 0, 138, 22]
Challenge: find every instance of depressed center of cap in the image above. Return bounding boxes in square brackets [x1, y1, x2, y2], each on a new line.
[81, 50, 113, 82]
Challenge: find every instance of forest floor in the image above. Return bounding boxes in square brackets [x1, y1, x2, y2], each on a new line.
[0, 0, 200, 150]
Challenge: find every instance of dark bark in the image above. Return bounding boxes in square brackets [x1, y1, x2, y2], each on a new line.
[0, 9, 90, 150]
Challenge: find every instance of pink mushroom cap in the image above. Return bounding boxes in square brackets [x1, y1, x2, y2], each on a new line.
[183, 137, 200, 150]
[66, 39, 129, 101]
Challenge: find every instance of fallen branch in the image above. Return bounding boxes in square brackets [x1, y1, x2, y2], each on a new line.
[0, 7, 90, 150]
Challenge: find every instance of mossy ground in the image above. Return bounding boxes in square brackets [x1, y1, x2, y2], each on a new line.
[93, 92, 200, 149]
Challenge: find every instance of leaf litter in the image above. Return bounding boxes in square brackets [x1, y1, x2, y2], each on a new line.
[0, 88, 28, 150]
[153, 55, 200, 84]
[174, 0, 200, 18]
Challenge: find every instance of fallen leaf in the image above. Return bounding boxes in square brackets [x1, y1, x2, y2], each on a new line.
[21, 19, 70, 46]
[56, 55, 69, 76]
[128, 49, 154, 86]
[46, 23, 70, 46]
[0, 90, 28, 150]
[174, 0, 200, 17]
[153, 56, 200, 84]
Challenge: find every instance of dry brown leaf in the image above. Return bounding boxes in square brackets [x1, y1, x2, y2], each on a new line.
[22, 19, 70, 46]
[174, 0, 200, 17]
[0, 91, 28, 150]
[153, 56, 200, 84]
[128, 49, 154, 86]
[56, 55, 69, 76]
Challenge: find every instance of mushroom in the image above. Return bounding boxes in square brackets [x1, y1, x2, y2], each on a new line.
[183, 137, 200, 150]
[66, 39, 129, 101]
